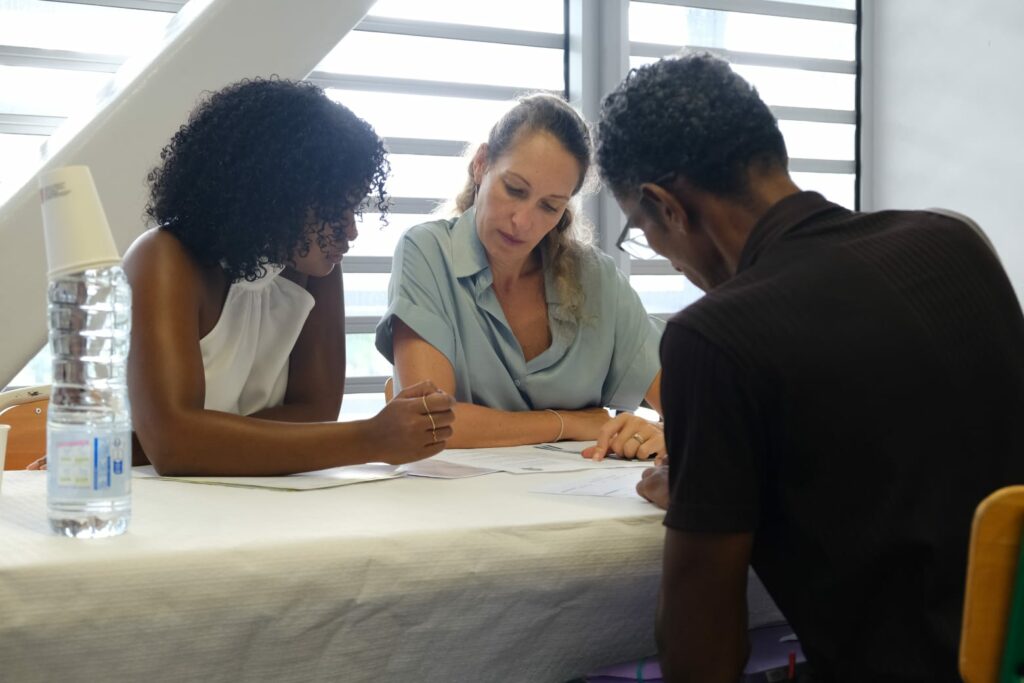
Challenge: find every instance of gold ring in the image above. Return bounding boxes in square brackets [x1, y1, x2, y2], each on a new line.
[422, 395, 438, 433]
[631, 432, 645, 445]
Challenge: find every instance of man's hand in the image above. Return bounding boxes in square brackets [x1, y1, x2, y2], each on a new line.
[637, 463, 670, 509]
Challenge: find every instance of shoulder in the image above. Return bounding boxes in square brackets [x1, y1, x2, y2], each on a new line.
[391, 217, 457, 268]
[399, 217, 457, 252]
[574, 243, 626, 286]
[917, 208, 997, 253]
[660, 319, 732, 387]
[123, 227, 211, 300]
[124, 228, 197, 278]
[564, 246, 654, 324]
[665, 275, 772, 368]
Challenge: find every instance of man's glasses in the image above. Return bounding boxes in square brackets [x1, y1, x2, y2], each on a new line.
[615, 171, 676, 260]
[616, 223, 657, 260]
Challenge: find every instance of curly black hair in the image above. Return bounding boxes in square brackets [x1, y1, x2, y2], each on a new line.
[596, 51, 787, 198]
[146, 77, 389, 281]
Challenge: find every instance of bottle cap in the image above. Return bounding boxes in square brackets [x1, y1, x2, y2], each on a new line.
[39, 165, 121, 278]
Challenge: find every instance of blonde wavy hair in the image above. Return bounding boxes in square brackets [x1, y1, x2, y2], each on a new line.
[449, 93, 594, 319]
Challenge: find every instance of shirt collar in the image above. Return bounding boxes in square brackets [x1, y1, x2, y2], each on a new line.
[451, 207, 491, 278]
[737, 191, 848, 272]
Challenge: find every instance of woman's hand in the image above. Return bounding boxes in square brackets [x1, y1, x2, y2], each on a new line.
[583, 412, 664, 461]
[26, 456, 47, 470]
[369, 380, 456, 465]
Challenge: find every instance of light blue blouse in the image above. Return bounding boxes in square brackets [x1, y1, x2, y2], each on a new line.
[375, 208, 664, 411]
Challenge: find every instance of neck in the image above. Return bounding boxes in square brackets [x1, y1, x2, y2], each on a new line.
[489, 248, 542, 294]
[700, 170, 800, 277]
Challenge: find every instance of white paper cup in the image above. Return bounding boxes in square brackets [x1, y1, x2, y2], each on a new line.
[0, 424, 10, 493]
[39, 165, 121, 278]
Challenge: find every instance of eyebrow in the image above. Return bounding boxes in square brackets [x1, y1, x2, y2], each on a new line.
[504, 171, 571, 202]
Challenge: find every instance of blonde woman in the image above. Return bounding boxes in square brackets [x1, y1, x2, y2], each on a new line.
[376, 94, 663, 457]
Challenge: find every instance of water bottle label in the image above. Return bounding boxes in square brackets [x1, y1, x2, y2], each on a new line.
[48, 430, 131, 499]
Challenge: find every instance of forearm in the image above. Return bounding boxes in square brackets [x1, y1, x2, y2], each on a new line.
[248, 401, 340, 423]
[136, 409, 375, 476]
[657, 530, 752, 683]
[445, 402, 564, 448]
[278, 267, 345, 419]
[656, 611, 748, 683]
[655, 598, 715, 683]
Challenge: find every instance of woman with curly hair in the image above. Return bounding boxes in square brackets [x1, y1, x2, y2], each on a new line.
[123, 78, 453, 476]
[375, 94, 664, 458]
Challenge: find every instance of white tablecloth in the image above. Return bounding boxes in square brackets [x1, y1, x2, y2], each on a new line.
[0, 468, 782, 682]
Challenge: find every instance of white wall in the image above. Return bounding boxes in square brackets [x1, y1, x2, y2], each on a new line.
[862, 0, 1024, 297]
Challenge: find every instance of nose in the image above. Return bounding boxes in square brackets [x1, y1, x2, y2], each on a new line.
[344, 211, 358, 241]
[510, 206, 529, 233]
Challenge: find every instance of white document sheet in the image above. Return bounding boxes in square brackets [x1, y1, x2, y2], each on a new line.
[132, 463, 404, 491]
[532, 469, 646, 499]
[400, 459, 498, 479]
[432, 442, 653, 474]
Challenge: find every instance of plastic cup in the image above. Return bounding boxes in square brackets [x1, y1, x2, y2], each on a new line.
[39, 165, 121, 278]
[0, 424, 9, 493]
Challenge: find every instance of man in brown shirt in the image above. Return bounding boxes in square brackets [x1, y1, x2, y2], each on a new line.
[595, 51, 1024, 682]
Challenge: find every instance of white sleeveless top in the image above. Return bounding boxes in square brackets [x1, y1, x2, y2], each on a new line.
[199, 265, 316, 415]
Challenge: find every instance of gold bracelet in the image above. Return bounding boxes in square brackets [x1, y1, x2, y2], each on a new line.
[545, 408, 564, 442]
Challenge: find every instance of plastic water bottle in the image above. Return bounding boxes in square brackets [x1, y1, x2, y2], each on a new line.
[46, 268, 132, 537]
[40, 166, 132, 538]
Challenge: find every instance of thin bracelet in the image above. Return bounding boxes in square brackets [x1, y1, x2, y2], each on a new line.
[545, 408, 564, 442]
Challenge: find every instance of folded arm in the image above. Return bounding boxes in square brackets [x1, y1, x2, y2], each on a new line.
[124, 231, 452, 476]
[392, 318, 611, 447]
[248, 266, 345, 422]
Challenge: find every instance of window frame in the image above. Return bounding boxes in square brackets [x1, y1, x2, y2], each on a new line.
[2, 0, 859, 395]
[567, 0, 859, 307]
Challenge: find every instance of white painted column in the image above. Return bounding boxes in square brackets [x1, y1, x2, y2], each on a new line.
[567, 0, 630, 269]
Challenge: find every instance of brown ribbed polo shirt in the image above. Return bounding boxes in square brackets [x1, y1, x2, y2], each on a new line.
[661, 191, 1024, 681]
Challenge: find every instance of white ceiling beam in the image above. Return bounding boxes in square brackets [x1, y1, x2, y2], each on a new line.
[0, 0, 379, 386]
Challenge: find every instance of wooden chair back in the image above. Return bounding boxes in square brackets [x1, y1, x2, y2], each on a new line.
[961, 486, 1024, 683]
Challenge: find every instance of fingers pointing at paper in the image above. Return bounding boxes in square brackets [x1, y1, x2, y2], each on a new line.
[583, 413, 664, 462]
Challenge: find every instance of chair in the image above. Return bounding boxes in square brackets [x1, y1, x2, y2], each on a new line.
[0, 384, 50, 470]
[960, 486, 1024, 683]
